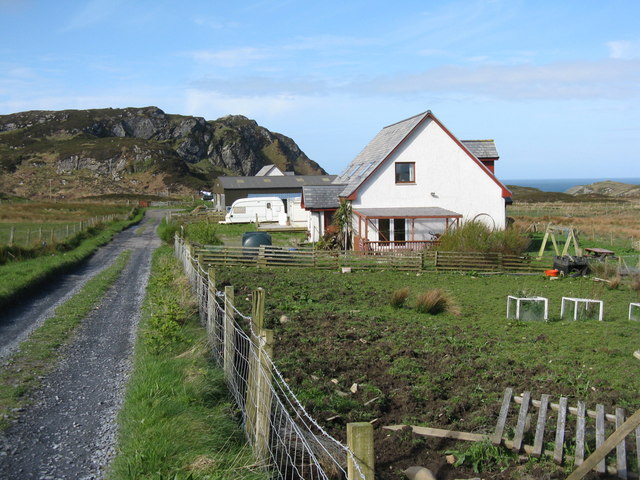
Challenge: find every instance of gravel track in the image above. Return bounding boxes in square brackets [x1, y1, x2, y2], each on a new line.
[0, 210, 164, 479]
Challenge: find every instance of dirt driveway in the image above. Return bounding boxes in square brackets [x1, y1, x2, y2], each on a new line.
[0, 209, 164, 479]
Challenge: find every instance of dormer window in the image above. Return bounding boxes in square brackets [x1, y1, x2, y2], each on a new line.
[395, 162, 415, 183]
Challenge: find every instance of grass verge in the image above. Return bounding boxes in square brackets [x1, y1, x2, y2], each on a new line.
[109, 246, 267, 480]
[0, 210, 144, 308]
[0, 249, 132, 430]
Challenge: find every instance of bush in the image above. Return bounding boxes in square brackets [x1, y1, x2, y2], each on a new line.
[631, 274, 640, 294]
[415, 288, 459, 315]
[390, 287, 410, 309]
[436, 220, 530, 255]
[157, 217, 179, 244]
[184, 221, 222, 245]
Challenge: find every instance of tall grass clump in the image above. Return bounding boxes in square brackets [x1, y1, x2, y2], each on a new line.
[436, 220, 530, 255]
[390, 287, 410, 309]
[415, 288, 460, 315]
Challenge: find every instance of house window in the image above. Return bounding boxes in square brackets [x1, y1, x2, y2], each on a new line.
[395, 162, 415, 183]
[394, 218, 406, 242]
[378, 219, 390, 241]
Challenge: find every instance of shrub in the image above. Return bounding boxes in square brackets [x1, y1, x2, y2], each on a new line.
[415, 288, 459, 315]
[184, 221, 222, 245]
[157, 217, 179, 244]
[631, 274, 640, 294]
[436, 220, 530, 255]
[390, 287, 410, 309]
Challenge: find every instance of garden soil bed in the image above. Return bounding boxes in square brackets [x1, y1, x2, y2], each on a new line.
[216, 267, 640, 480]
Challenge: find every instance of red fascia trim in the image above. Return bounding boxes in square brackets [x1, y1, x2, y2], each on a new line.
[428, 113, 511, 198]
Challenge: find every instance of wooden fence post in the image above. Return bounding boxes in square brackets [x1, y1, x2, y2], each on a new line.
[347, 422, 375, 480]
[223, 286, 235, 379]
[254, 328, 274, 464]
[246, 288, 266, 441]
[9, 226, 15, 246]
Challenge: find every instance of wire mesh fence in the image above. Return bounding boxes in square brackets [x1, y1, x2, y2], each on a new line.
[0, 214, 127, 246]
[176, 235, 367, 480]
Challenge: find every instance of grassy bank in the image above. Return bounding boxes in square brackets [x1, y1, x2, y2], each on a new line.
[109, 246, 266, 480]
[0, 209, 143, 308]
[0, 250, 132, 430]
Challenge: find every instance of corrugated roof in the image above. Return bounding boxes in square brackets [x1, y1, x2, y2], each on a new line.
[461, 140, 499, 159]
[302, 185, 346, 209]
[354, 207, 462, 218]
[333, 111, 430, 198]
[217, 175, 336, 189]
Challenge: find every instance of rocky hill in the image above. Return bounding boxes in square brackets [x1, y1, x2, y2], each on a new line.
[0, 107, 326, 199]
[566, 180, 640, 198]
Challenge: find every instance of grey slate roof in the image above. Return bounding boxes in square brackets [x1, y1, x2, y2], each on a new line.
[302, 185, 347, 209]
[461, 140, 499, 159]
[216, 175, 336, 190]
[354, 207, 462, 218]
[333, 111, 430, 198]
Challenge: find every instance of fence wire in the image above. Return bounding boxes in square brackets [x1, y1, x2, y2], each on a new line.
[175, 235, 366, 480]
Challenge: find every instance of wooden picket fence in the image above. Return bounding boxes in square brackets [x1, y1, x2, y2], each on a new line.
[493, 388, 640, 479]
[386, 388, 640, 479]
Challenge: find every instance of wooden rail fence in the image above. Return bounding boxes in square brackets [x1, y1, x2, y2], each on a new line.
[425, 250, 545, 273]
[196, 245, 423, 271]
[194, 244, 549, 273]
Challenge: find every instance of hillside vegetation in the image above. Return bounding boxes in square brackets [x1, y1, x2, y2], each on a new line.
[0, 107, 325, 199]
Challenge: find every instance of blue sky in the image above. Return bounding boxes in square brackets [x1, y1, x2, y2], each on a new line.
[1, 0, 639, 179]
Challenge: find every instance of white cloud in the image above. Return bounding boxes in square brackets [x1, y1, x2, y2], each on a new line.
[189, 47, 273, 68]
[61, 0, 124, 31]
[606, 40, 640, 60]
[183, 89, 310, 121]
[185, 58, 640, 102]
[359, 59, 640, 100]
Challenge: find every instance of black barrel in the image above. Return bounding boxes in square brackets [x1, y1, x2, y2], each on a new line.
[242, 232, 272, 248]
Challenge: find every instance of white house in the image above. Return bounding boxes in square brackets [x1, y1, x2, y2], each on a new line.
[302, 110, 511, 249]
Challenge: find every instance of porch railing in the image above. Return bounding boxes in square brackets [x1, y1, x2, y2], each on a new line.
[363, 240, 439, 252]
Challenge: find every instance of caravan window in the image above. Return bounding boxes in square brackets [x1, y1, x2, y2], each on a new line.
[266, 203, 271, 208]
[234, 206, 246, 214]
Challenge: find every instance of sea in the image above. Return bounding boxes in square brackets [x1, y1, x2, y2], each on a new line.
[502, 177, 640, 193]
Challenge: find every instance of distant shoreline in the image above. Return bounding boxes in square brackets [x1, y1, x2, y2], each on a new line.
[502, 177, 640, 193]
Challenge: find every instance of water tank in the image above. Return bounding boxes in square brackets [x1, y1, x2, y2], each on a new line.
[242, 232, 272, 248]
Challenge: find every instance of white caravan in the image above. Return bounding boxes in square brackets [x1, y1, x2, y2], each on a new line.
[223, 197, 286, 224]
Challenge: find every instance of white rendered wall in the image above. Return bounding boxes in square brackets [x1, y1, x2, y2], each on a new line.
[353, 118, 507, 230]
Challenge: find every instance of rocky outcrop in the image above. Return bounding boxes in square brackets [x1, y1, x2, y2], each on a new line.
[0, 107, 326, 197]
[566, 181, 640, 197]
